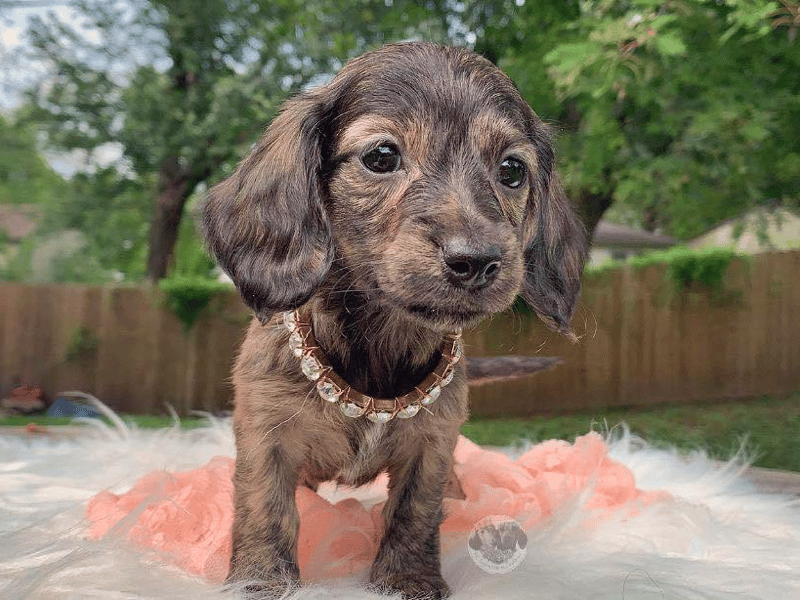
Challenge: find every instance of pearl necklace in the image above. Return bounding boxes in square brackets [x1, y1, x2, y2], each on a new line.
[281, 310, 463, 423]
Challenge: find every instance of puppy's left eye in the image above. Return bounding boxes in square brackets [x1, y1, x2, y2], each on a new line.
[498, 158, 526, 189]
[361, 144, 401, 174]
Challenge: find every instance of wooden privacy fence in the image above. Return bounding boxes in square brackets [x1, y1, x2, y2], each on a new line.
[1, 250, 799, 417]
[0, 285, 249, 415]
[468, 250, 800, 415]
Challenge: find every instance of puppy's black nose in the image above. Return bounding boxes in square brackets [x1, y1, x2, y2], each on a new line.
[441, 238, 502, 289]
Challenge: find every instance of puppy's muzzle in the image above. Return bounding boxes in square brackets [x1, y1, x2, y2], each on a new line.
[440, 237, 503, 290]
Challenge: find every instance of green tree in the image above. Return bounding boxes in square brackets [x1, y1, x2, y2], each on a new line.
[20, 0, 460, 280]
[0, 112, 67, 205]
[513, 0, 800, 239]
[24, 0, 325, 279]
[39, 167, 152, 279]
[20, 0, 798, 278]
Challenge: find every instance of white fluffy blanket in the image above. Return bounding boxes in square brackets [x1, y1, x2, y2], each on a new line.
[1, 414, 799, 600]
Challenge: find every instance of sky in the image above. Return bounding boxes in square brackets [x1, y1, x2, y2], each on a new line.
[1, 2, 70, 111]
[1, 1, 123, 175]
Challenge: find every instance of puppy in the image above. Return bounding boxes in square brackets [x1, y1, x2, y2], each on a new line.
[203, 41, 586, 598]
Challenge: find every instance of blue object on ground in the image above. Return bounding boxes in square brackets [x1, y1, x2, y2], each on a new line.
[46, 397, 103, 419]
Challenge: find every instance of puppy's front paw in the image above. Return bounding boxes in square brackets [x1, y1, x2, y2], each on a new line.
[369, 570, 450, 599]
[225, 565, 300, 599]
[226, 578, 299, 600]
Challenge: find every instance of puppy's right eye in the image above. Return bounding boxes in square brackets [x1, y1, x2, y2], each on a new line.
[361, 144, 401, 174]
[498, 157, 527, 189]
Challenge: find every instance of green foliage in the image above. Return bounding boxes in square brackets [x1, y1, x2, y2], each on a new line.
[6, 0, 798, 282]
[48, 244, 112, 283]
[0, 236, 33, 281]
[629, 246, 741, 290]
[0, 98, 153, 282]
[0, 227, 11, 268]
[583, 258, 626, 278]
[159, 275, 231, 330]
[509, 0, 800, 239]
[0, 233, 117, 283]
[0, 113, 68, 205]
[64, 325, 99, 362]
[17, 0, 465, 279]
[582, 244, 743, 292]
[515, 247, 747, 320]
[0, 236, 112, 283]
[0, 413, 208, 429]
[477, 1, 580, 121]
[462, 393, 800, 472]
[170, 202, 216, 278]
[22, 0, 313, 279]
[40, 169, 151, 281]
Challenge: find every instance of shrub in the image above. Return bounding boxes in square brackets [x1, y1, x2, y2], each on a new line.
[159, 275, 231, 330]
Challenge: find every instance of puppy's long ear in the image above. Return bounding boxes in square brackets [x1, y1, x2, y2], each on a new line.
[520, 134, 587, 339]
[203, 95, 333, 321]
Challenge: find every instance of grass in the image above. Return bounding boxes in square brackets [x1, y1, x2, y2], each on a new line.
[463, 393, 800, 472]
[0, 414, 208, 429]
[3, 393, 799, 472]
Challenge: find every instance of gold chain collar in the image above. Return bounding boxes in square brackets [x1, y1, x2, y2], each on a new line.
[280, 310, 463, 423]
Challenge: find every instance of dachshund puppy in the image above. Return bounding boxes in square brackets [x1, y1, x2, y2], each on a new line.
[204, 42, 586, 598]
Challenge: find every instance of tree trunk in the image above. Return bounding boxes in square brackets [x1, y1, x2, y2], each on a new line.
[576, 188, 614, 240]
[146, 158, 190, 280]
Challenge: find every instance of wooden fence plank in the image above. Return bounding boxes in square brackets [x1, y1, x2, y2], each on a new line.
[149, 292, 189, 414]
[0, 284, 23, 391]
[788, 252, 800, 393]
[54, 285, 101, 395]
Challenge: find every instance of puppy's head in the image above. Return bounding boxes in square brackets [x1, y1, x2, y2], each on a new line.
[204, 42, 586, 335]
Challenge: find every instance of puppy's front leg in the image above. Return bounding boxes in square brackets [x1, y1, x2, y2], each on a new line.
[227, 440, 300, 596]
[370, 434, 455, 599]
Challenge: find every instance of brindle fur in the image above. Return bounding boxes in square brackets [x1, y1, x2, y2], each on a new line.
[203, 42, 587, 598]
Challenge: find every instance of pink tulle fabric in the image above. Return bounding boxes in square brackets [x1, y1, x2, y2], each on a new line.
[85, 433, 667, 582]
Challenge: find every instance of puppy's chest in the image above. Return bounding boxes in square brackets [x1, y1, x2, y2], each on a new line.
[335, 422, 390, 485]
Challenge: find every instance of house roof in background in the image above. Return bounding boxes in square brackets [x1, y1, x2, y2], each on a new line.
[592, 220, 677, 249]
[0, 204, 41, 242]
[687, 207, 800, 254]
